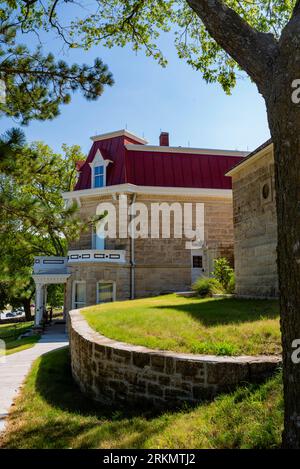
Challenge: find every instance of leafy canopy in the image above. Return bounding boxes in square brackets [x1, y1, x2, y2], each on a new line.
[1, 1, 294, 97]
[0, 128, 85, 254]
[212, 257, 234, 290]
[0, 128, 87, 310]
[0, 1, 113, 123]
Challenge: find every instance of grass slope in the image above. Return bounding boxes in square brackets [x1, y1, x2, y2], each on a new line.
[82, 294, 280, 356]
[0, 347, 283, 449]
[0, 321, 39, 355]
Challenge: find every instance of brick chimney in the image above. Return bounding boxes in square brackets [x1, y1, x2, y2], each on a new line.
[159, 132, 169, 146]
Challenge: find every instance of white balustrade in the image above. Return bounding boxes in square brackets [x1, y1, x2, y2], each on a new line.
[67, 249, 126, 264]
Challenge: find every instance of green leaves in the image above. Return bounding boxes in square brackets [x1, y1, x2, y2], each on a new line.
[212, 257, 234, 291]
[0, 0, 296, 102]
[172, 0, 294, 92]
[67, 0, 175, 67]
[0, 46, 113, 124]
[64, 0, 295, 92]
[0, 1, 113, 123]
[0, 128, 86, 304]
[0, 134, 84, 254]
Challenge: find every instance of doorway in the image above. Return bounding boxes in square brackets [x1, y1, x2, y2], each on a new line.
[191, 249, 205, 284]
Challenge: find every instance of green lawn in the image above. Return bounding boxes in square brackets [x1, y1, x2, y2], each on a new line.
[82, 294, 280, 356]
[0, 347, 283, 449]
[0, 321, 39, 355]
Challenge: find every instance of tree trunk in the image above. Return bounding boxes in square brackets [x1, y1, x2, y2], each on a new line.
[22, 297, 32, 321]
[186, 0, 300, 448]
[265, 68, 300, 447]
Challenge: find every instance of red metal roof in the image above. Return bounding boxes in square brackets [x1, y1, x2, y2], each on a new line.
[75, 160, 85, 171]
[75, 133, 245, 191]
[75, 133, 143, 190]
[124, 150, 241, 189]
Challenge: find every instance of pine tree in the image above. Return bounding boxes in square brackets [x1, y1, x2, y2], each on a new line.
[0, 129, 86, 320]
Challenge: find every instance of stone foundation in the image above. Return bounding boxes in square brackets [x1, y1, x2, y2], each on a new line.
[66, 192, 236, 304]
[69, 309, 281, 408]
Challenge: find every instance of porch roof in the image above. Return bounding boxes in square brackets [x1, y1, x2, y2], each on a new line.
[32, 273, 70, 285]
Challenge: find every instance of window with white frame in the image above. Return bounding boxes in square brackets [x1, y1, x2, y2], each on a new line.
[72, 281, 86, 309]
[97, 281, 115, 304]
[89, 149, 111, 189]
[92, 219, 105, 250]
[94, 165, 104, 187]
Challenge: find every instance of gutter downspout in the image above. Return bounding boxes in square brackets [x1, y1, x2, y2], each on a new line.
[130, 193, 136, 300]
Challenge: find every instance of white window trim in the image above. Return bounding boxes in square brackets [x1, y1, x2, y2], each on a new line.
[72, 280, 86, 309]
[91, 220, 106, 250]
[89, 149, 112, 189]
[96, 280, 116, 304]
[63, 184, 233, 201]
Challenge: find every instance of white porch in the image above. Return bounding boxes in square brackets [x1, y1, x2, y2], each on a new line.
[32, 256, 70, 326]
[67, 249, 126, 264]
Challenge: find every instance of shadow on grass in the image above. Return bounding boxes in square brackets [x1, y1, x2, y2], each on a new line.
[0, 321, 39, 353]
[5, 335, 39, 352]
[0, 321, 33, 339]
[30, 347, 172, 448]
[154, 298, 279, 327]
[35, 347, 161, 416]
[2, 347, 282, 449]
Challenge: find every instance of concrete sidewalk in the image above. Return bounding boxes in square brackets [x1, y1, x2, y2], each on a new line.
[0, 323, 69, 432]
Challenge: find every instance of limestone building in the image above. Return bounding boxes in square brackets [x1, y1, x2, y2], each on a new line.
[32, 129, 247, 324]
[226, 140, 278, 297]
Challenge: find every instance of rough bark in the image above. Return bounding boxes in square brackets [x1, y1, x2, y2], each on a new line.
[294, 1, 300, 16]
[186, 0, 278, 93]
[22, 297, 32, 321]
[266, 100, 300, 449]
[265, 16, 300, 448]
[186, 0, 300, 448]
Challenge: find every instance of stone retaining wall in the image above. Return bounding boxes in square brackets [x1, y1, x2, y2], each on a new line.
[69, 309, 281, 408]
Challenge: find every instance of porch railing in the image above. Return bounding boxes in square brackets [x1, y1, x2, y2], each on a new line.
[33, 256, 68, 274]
[67, 249, 126, 264]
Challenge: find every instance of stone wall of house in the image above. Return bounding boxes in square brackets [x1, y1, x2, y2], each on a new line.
[67, 193, 235, 303]
[69, 308, 281, 408]
[65, 263, 131, 313]
[231, 146, 278, 297]
[132, 195, 235, 293]
[69, 193, 234, 252]
[68, 195, 131, 256]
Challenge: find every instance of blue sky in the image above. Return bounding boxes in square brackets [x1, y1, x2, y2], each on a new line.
[0, 26, 270, 155]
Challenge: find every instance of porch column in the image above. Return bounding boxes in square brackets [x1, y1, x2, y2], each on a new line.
[34, 283, 44, 326]
[63, 283, 67, 321]
[44, 284, 48, 311]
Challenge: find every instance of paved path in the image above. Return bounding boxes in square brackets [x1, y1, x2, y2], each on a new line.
[0, 323, 69, 433]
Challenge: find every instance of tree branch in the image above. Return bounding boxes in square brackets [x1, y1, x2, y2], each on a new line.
[293, 0, 300, 16]
[186, 0, 278, 91]
[279, 0, 300, 57]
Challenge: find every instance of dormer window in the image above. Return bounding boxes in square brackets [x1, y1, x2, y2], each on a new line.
[89, 149, 112, 189]
[94, 165, 104, 188]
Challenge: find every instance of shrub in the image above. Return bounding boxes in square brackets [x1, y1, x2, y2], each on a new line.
[212, 257, 234, 291]
[227, 272, 235, 294]
[192, 277, 224, 298]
